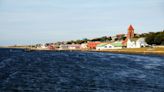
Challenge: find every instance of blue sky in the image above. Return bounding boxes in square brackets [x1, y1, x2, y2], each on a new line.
[0, 0, 164, 46]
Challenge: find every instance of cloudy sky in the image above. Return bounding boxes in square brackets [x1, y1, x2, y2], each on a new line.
[0, 0, 164, 45]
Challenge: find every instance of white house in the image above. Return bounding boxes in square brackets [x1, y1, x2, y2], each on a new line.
[59, 45, 69, 50]
[40, 44, 47, 49]
[80, 43, 88, 49]
[68, 44, 81, 50]
[96, 42, 122, 50]
[96, 43, 109, 50]
[36, 44, 47, 49]
[127, 38, 147, 48]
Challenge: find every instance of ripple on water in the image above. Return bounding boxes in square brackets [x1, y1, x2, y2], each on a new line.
[0, 49, 164, 92]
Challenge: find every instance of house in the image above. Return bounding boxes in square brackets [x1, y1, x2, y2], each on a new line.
[40, 44, 47, 49]
[96, 43, 109, 50]
[59, 45, 69, 50]
[127, 38, 147, 48]
[68, 44, 81, 50]
[48, 45, 55, 50]
[87, 42, 101, 49]
[36, 44, 47, 49]
[111, 36, 117, 41]
[80, 43, 88, 49]
[96, 42, 122, 50]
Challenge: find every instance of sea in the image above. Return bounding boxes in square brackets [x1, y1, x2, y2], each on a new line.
[0, 48, 164, 92]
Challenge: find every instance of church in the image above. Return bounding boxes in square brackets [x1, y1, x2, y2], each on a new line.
[123, 25, 147, 48]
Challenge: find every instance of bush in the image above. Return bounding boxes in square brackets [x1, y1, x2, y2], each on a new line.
[145, 31, 164, 45]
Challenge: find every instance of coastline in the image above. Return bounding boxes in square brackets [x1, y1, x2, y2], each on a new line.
[0, 46, 164, 56]
[92, 48, 164, 56]
[92, 49, 164, 56]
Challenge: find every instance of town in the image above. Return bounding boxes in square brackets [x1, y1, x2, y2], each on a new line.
[7, 25, 164, 55]
[35, 25, 163, 49]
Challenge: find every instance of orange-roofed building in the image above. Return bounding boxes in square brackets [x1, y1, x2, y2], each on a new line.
[87, 42, 101, 49]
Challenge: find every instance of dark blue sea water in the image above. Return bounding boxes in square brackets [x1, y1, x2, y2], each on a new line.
[0, 48, 164, 92]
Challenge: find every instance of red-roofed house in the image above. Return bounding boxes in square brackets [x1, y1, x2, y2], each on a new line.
[87, 42, 101, 49]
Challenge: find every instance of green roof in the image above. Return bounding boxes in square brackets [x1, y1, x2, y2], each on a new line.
[97, 42, 123, 47]
[111, 42, 122, 47]
[97, 43, 108, 47]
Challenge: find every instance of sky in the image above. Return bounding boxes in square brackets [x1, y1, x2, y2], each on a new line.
[0, 0, 164, 46]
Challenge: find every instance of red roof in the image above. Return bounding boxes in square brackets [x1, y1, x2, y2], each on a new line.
[128, 25, 134, 30]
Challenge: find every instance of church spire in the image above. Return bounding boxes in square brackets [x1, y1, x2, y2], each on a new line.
[128, 25, 134, 30]
[127, 24, 134, 39]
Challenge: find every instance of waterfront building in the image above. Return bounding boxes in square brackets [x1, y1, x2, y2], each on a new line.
[36, 44, 47, 49]
[47, 45, 55, 50]
[111, 36, 117, 41]
[40, 44, 47, 49]
[127, 25, 135, 38]
[68, 44, 81, 50]
[96, 42, 122, 50]
[87, 42, 101, 49]
[59, 45, 69, 50]
[80, 43, 88, 49]
[96, 43, 109, 50]
[122, 25, 135, 46]
[127, 38, 147, 48]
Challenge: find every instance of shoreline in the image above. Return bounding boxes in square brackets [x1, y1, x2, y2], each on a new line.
[92, 47, 164, 56]
[92, 50, 164, 56]
[0, 47, 164, 56]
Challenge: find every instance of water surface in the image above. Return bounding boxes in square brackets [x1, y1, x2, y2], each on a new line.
[0, 48, 164, 92]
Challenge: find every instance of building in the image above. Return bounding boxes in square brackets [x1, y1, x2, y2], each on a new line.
[96, 43, 109, 50]
[127, 25, 134, 38]
[96, 42, 123, 50]
[59, 45, 69, 50]
[111, 36, 117, 41]
[122, 25, 135, 46]
[68, 44, 81, 50]
[48, 45, 55, 50]
[127, 38, 147, 48]
[87, 42, 101, 49]
[80, 43, 88, 49]
[36, 44, 47, 49]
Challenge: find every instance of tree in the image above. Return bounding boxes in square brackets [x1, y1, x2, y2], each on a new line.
[107, 36, 112, 41]
[145, 31, 164, 45]
[66, 40, 75, 44]
[154, 33, 164, 45]
[145, 33, 156, 45]
[82, 38, 90, 43]
[122, 37, 126, 40]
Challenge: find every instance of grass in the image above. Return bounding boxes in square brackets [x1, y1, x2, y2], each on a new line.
[96, 47, 164, 55]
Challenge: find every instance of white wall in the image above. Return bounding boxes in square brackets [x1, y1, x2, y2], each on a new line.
[127, 38, 147, 48]
[96, 44, 122, 50]
[80, 44, 87, 49]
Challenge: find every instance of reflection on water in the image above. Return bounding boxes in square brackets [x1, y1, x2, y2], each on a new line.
[0, 48, 164, 92]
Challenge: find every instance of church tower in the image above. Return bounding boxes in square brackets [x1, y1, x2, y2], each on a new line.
[127, 25, 134, 39]
[122, 25, 135, 45]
